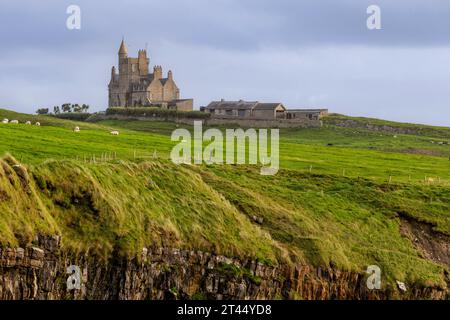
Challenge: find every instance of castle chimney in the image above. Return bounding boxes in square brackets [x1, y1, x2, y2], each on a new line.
[153, 65, 162, 79]
[111, 66, 116, 80]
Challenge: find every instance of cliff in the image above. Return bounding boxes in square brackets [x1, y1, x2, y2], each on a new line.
[0, 235, 447, 300]
[0, 154, 448, 300]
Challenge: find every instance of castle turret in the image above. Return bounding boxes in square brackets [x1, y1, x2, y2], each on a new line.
[118, 39, 129, 78]
[168, 70, 173, 80]
[153, 65, 162, 80]
[118, 39, 128, 59]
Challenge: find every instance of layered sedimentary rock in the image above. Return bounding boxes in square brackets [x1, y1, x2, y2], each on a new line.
[0, 235, 447, 300]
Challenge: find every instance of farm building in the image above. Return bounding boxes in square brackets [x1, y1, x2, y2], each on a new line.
[204, 100, 327, 121]
[204, 100, 285, 119]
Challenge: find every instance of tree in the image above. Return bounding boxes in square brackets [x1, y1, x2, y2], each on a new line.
[61, 103, 71, 113]
[36, 108, 49, 115]
[72, 104, 82, 113]
[53, 106, 60, 114]
[81, 104, 90, 113]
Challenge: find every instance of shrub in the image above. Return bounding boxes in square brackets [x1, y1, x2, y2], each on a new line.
[106, 107, 210, 119]
[53, 113, 92, 121]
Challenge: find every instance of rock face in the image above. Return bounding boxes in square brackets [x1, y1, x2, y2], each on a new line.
[0, 235, 447, 300]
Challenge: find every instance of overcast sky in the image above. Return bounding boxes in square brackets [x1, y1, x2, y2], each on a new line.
[0, 0, 449, 125]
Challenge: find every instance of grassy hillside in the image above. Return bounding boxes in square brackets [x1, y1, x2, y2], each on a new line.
[0, 109, 449, 290]
[324, 113, 450, 139]
[1, 112, 449, 184]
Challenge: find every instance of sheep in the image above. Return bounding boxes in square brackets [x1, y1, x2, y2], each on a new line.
[10, 120, 19, 124]
[2, 118, 8, 124]
[110, 130, 119, 135]
[35, 122, 40, 126]
[25, 121, 31, 125]
[74, 126, 80, 132]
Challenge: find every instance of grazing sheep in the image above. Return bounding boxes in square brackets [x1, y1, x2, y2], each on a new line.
[74, 126, 80, 132]
[25, 121, 31, 125]
[10, 120, 19, 124]
[35, 122, 40, 126]
[2, 118, 8, 124]
[110, 130, 119, 135]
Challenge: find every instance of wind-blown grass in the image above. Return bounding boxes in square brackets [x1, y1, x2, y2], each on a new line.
[0, 108, 448, 289]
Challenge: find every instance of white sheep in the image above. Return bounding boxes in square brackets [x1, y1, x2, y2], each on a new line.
[74, 126, 80, 132]
[25, 121, 31, 125]
[110, 130, 119, 136]
[35, 122, 40, 126]
[2, 118, 8, 124]
[10, 120, 19, 124]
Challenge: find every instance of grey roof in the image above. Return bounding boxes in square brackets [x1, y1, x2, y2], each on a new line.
[254, 103, 285, 110]
[206, 100, 258, 110]
[160, 78, 169, 85]
[287, 108, 328, 113]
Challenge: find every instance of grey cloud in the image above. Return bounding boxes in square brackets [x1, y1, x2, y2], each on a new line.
[0, 1, 449, 125]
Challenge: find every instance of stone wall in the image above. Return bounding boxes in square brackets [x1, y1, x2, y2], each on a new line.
[0, 235, 447, 300]
[205, 118, 322, 128]
[89, 114, 321, 128]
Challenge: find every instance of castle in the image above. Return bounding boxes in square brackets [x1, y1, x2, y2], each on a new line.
[108, 39, 193, 111]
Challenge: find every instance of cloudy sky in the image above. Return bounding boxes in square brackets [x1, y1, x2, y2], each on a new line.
[0, 0, 449, 125]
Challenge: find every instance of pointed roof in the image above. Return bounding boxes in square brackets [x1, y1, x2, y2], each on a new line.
[118, 39, 128, 55]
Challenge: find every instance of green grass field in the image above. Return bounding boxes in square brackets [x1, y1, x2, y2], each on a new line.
[0, 109, 449, 291]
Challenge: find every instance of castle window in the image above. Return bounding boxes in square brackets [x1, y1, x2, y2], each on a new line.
[132, 64, 136, 72]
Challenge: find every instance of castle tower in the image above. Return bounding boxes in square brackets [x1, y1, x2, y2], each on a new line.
[138, 50, 149, 76]
[108, 39, 191, 109]
[118, 39, 129, 78]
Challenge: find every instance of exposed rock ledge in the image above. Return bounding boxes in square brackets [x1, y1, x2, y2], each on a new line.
[0, 235, 447, 300]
